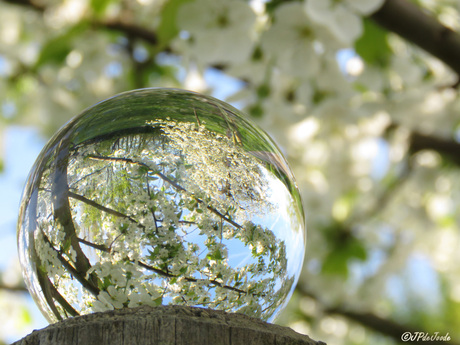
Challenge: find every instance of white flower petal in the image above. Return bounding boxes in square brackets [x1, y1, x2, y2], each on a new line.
[176, 0, 256, 65]
[346, 0, 385, 15]
[330, 6, 363, 45]
[305, 0, 333, 24]
[227, 1, 257, 31]
[177, 1, 212, 32]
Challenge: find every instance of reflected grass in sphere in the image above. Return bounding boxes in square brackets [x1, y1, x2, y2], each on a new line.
[17, 88, 306, 323]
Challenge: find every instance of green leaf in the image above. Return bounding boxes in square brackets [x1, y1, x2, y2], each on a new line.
[187, 200, 197, 211]
[34, 22, 89, 69]
[153, 297, 163, 306]
[147, 248, 158, 260]
[157, 0, 193, 49]
[137, 165, 149, 175]
[256, 84, 271, 99]
[322, 237, 367, 277]
[249, 103, 263, 118]
[206, 249, 223, 261]
[20, 306, 33, 325]
[347, 238, 367, 261]
[321, 250, 348, 276]
[62, 238, 72, 253]
[266, 0, 302, 14]
[98, 276, 112, 290]
[120, 223, 129, 233]
[355, 19, 392, 66]
[90, 0, 114, 16]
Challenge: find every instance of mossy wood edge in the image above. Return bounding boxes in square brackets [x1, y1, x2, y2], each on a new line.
[11, 305, 325, 345]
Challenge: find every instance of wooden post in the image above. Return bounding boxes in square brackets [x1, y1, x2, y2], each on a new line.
[12, 305, 325, 345]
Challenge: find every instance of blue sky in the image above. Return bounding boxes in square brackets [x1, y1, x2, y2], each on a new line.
[0, 126, 49, 340]
[0, 127, 45, 270]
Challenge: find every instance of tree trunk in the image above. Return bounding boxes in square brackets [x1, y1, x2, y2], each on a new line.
[11, 305, 325, 345]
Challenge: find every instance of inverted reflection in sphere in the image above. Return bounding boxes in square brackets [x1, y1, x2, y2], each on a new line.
[17, 88, 306, 323]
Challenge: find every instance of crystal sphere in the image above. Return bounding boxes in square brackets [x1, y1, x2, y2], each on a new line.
[17, 88, 305, 323]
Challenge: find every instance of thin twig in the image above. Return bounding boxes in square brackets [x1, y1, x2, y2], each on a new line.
[88, 154, 243, 229]
[41, 230, 100, 296]
[69, 191, 142, 227]
[0, 283, 29, 293]
[137, 260, 249, 295]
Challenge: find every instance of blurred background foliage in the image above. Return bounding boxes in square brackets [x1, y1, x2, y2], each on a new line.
[1, 0, 460, 344]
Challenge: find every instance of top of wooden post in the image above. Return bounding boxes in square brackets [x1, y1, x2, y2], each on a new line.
[12, 305, 325, 345]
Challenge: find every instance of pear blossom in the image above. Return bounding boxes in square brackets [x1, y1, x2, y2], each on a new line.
[305, 0, 384, 45]
[261, 3, 320, 79]
[176, 0, 256, 65]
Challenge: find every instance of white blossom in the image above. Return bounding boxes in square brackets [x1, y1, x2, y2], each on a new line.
[176, 0, 256, 65]
[305, 0, 362, 45]
[261, 3, 320, 79]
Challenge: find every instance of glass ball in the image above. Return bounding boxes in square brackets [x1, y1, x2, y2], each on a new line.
[17, 88, 305, 323]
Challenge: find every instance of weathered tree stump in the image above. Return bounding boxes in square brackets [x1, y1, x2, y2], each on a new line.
[12, 305, 325, 345]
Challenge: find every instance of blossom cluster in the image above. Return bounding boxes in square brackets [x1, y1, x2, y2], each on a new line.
[23, 108, 302, 322]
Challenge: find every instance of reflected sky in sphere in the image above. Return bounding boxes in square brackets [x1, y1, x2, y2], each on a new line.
[17, 88, 306, 323]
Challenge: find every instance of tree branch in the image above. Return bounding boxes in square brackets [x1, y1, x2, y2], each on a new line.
[326, 307, 458, 345]
[78, 237, 109, 252]
[297, 285, 459, 345]
[0, 283, 28, 293]
[409, 130, 460, 165]
[1, 0, 160, 48]
[7, 0, 460, 84]
[88, 154, 243, 229]
[95, 20, 159, 46]
[2, 0, 44, 12]
[41, 230, 100, 297]
[75, 233, 255, 297]
[51, 138, 93, 277]
[69, 191, 142, 227]
[371, 0, 460, 81]
[43, 275, 79, 318]
[137, 260, 252, 296]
